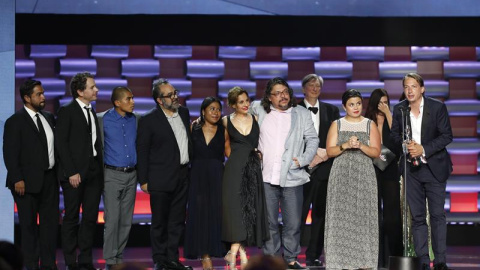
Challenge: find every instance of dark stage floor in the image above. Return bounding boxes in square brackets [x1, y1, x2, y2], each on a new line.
[53, 246, 480, 270]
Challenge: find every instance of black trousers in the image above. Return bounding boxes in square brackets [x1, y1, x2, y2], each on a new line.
[61, 158, 103, 265]
[13, 169, 59, 269]
[407, 165, 447, 265]
[149, 165, 189, 263]
[301, 171, 328, 261]
[376, 168, 403, 267]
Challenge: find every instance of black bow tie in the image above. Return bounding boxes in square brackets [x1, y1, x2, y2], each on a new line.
[308, 107, 318, 114]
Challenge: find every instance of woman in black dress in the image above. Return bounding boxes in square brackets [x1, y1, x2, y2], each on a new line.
[365, 88, 403, 267]
[184, 97, 228, 269]
[222, 87, 269, 270]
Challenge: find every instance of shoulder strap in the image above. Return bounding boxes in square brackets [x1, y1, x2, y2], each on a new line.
[336, 119, 341, 132]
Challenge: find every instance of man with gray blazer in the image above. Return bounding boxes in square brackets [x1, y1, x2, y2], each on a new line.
[250, 77, 318, 270]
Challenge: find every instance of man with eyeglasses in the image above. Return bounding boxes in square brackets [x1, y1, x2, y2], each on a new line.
[250, 77, 318, 269]
[137, 78, 192, 270]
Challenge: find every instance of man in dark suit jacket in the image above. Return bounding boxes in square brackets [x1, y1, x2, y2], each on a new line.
[55, 72, 104, 270]
[3, 79, 59, 270]
[298, 74, 340, 267]
[391, 73, 453, 270]
[137, 78, 192, 270]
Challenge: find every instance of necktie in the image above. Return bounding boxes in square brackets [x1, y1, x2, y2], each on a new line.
[84, 106, 94, 155]
[308, 107, 318, 114]
[36, 113, 50, 169]
[84, 106, 92, 134]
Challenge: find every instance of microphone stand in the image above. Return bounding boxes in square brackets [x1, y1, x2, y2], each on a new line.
[389, 106, 421, 270]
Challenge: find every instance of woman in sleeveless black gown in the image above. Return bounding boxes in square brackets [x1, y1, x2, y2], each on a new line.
[184, 97, 227, 269]
[222, 87, 269, 270]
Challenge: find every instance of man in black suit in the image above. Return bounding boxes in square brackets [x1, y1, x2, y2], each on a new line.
[298, 74, 339, 267]
[391, 73, 453, 270]
[137, 78, 192, 270]
[55, 72, 104, 270]
[3, 79, 59, 270]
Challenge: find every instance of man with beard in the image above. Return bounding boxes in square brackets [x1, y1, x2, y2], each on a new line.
[56, 72, 104, 270]
[137, 78, 192, 270]
[250, 77, 318, 269]
[3, 79, 59, 270]
[97, 87, 138, 270]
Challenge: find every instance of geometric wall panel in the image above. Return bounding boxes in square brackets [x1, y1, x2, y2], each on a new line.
[15, 59, 35, 78]
[282, 47, 320, 61]
[29, 44, 67, 58]
[347, 46, 384, 61]
[379, 62, 417, 80]
[346, 81, 384, 96]
[32, 77, 66, 97]
[121, 59, 159, 78]
[444, 62, 480, 79]
[314, 61, 353, 79]
[411, 46, 449, 61]
[91, 45, 129, 58]
[250, 61, 288, 79]
[59, 58, 97, 77]
[154, 45, 192, 59]
[219, 46, 256, 60]
[218, 80, 256, 98]
[186, 60, 225, 79]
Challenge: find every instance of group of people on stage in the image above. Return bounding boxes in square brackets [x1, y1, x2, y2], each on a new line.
[3, 71, 452, 270]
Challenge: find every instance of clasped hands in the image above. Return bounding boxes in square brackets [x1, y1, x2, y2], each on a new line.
[347, 135, 361, 149]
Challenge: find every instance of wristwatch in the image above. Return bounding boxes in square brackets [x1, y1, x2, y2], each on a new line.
[339, 144, 344, 151]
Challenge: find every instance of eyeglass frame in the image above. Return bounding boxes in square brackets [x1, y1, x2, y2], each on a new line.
[270, 89, 290, 98]
[160, 89, 179, 99]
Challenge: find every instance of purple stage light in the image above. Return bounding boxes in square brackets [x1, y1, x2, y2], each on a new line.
[444, 62, 480, 79]
[32, 77, 66, 97]
[445, 99, 480, 116]
[121, 59, 159, 78]
[346, 81, 384, 95]
[185, 98, 205, 117]
[95, 78, 128, 98]
[218, 80, 256, 98]
[282, 47, 320, 61]
[218, 46, 256, 59]
[29, 45, 67, 58]
[186, 60, 224, 79]
[411, 46, 449, 61]
[154, 46, 192, 59]
[59, 59, 97, 77]
[91, 45, 129, 58]
[379, 62, 417, 80]
[167, 79, 192, 97]
[15, 59, 35, 78]
[250, 62, 288, 79]
[447, 138, 480, 154]
[131, 97, 156, 115]
[314, 62, 352, 79]
[346, 46, 384, 61]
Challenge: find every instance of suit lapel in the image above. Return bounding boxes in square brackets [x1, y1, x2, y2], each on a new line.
[421, 97, 430, 142]
[21, 107, 40, 134]
[72, 100, 90, 131]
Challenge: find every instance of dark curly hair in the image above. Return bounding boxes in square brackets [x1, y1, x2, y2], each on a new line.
[70, 72, 94, 98]
[261, 77, 296, 113]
